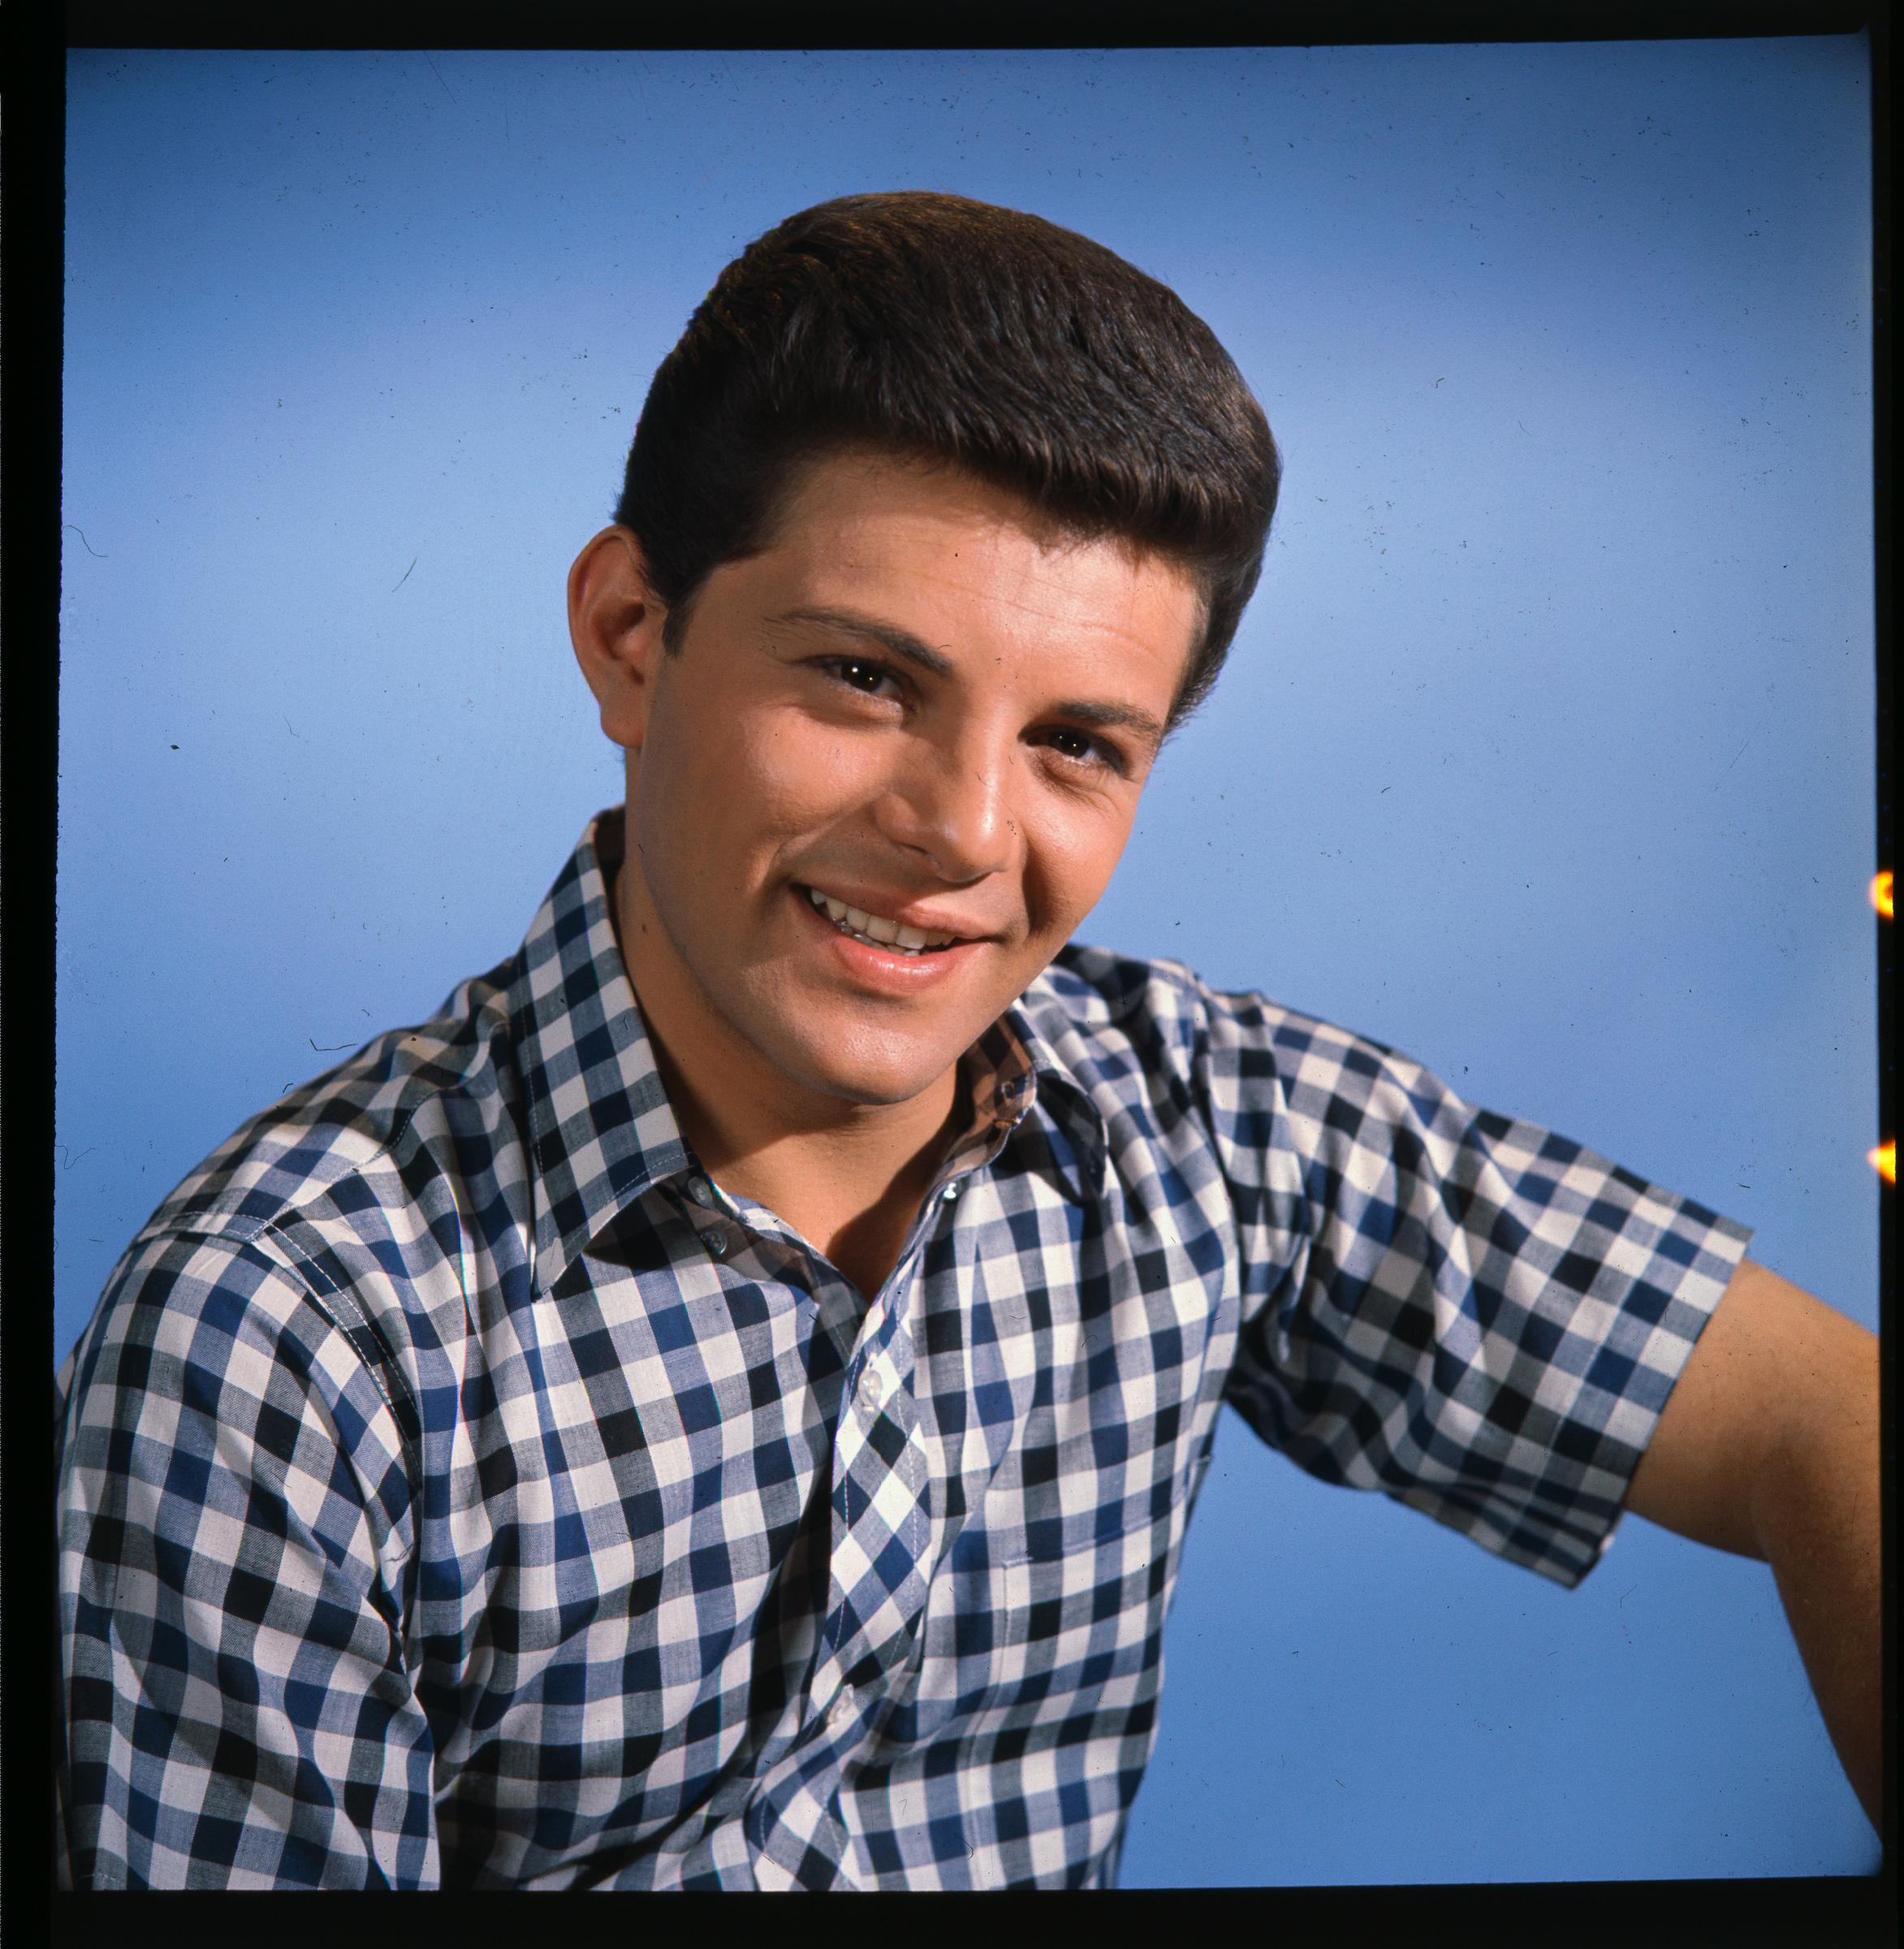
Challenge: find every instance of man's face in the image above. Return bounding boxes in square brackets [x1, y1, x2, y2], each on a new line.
[602, 450, 1202, 1121]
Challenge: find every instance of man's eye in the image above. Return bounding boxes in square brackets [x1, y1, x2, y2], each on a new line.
[1043, 727, 1114, 769]
[827, 658, 896, 696]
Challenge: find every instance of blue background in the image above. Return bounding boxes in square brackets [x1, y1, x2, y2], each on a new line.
[58, 43, 1878, 1884]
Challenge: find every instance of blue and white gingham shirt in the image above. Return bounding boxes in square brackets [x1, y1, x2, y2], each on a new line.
[57, 810, 1751, 1890]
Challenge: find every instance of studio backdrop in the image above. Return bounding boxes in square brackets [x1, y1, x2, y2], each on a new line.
[58, 40, 1877, 1885]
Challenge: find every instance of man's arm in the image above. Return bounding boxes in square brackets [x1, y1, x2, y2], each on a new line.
[58, 1232, 438, 1886]
[1625, 1257, 1881, 1830]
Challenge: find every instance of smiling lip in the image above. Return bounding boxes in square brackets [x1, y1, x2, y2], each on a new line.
[792, 883, 991, 990]
[797, 883, 994, 947]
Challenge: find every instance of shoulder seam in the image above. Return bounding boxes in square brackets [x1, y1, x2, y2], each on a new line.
[263, 1218, 425, 1480]
[135, 1087, 431, 1256]
[125, 1215, 425, 1505]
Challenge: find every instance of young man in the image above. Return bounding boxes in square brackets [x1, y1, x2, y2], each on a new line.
[56, 192, 1879, 1891]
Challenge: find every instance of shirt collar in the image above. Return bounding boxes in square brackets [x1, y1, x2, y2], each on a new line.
[997, 992, 1111, 1198]
[508, 810, 1113, 1290]
[507, 809, 693, 1294]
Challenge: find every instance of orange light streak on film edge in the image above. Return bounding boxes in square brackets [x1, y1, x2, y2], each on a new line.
[1874, 881, 1895, 1180]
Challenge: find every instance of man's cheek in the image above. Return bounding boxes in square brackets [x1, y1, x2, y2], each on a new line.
[1023, 833, 1120, 944]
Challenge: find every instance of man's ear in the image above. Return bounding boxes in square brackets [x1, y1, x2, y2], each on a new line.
[568, 525, 668, 751]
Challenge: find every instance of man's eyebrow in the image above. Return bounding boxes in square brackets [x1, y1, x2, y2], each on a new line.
[1047, 696, 1168, 754]
[769, 604, 1168, 753]
[769, 606, 956, 678]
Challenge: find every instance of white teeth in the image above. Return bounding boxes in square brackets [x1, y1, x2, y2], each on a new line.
[805, 887, 958, 953]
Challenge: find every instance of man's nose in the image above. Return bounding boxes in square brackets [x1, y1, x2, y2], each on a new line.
[875, 734, 1017, 884]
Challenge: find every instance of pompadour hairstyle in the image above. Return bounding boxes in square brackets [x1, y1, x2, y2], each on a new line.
[614, 191, 1280, 726]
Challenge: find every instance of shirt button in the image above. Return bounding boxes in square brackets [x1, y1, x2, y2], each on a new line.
[862, 1368, 887, 1410]
[827, 1689, 857, 1728]
[700, 1228, 728, 1260]
[686, 1176, 715, 1208]
[942, 1179, 961, 1201]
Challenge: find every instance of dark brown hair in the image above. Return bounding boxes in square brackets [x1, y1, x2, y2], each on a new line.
[614, 192, 1280, 726]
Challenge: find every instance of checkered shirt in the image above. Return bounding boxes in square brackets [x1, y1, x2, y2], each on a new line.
[56, 810, 1751, 1890]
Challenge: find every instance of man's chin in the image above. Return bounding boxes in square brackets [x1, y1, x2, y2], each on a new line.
[763, 1026, 969, 1117]
[792, 1060, 959, 1114]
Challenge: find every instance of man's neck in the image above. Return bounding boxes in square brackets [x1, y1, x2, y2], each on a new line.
[659, 1046, 965, 1301]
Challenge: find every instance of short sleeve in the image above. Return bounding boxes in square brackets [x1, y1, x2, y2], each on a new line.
[55, 1227, 439, 1887]
[1201, 992, 1753, 1587]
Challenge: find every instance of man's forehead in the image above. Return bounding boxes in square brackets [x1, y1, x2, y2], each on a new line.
[762, 443, 1174, 579]
[761, 450, 1198, 641]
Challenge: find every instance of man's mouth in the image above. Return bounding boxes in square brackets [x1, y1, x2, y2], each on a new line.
[804, 886, 964, 956]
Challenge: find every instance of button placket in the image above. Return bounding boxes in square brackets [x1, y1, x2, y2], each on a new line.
[814, 1295, 933, 1707]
